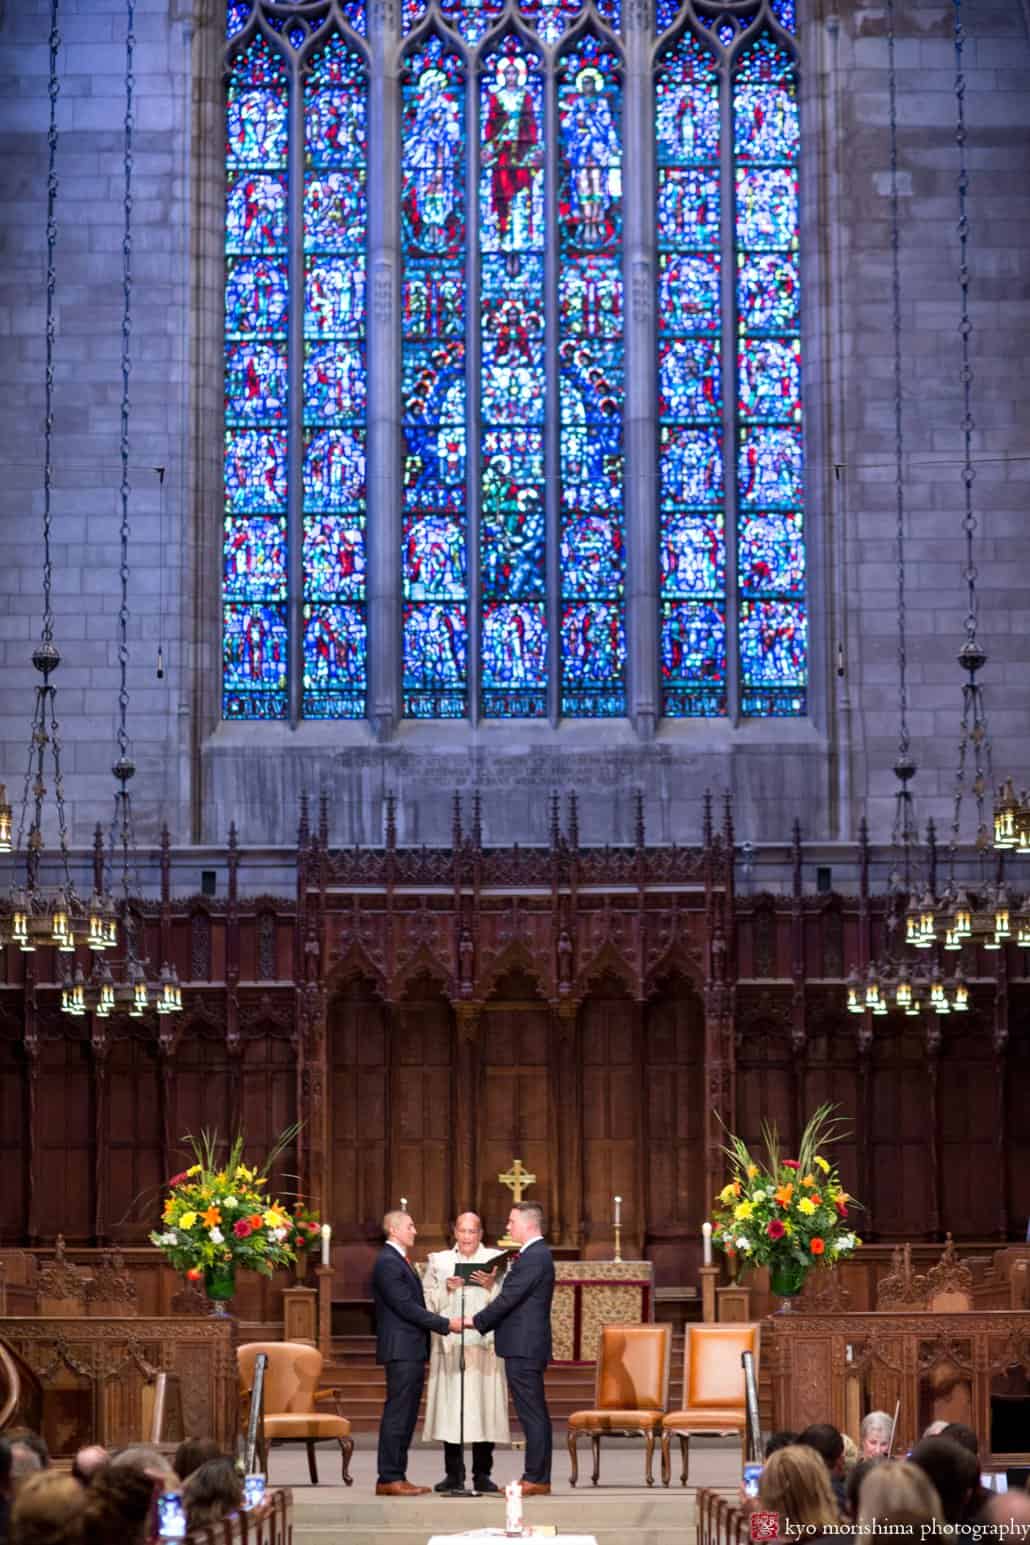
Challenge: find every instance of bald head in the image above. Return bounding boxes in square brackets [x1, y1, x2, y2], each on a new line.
[71, 1445, 109, 1485]
[454, 1212, 483, 1256]
[383, 1211, 417, 1252]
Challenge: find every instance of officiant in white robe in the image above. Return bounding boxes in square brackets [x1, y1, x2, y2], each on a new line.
[421, 1211, 510, 1492]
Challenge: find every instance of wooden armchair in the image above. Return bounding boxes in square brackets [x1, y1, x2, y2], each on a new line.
[237, 1342, 353, 1486]
[661, 1323, 759, 1487]
[567, 1323, 672, 1487]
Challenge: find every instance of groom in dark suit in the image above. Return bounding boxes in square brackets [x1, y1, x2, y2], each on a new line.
[470, 1200, 555, 1494]
[373, 1210, 461, 1495]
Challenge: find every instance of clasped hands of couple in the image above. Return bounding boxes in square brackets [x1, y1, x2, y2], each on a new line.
[445, 1265, 496, 1333]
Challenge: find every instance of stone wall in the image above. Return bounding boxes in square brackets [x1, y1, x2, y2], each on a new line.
[0, 0, 1027, 860]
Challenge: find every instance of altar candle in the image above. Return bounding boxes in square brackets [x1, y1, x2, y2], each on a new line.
[614, 1195, 622, 1227]
[400, 1196, 408, 1212]
[702, 1220, 713, 1266]
[321, 1223, 332, 1267]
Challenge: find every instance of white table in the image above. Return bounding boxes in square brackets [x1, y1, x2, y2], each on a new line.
[428, 1535, 598, 1544]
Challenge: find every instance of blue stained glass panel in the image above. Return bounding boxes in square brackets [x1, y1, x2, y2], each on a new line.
[737, 252, 799, 333]
[771, 0, 796, 34]
[656, 33, 724, 716]
[735, 166, 798, 250]
[738, 425, 803, 507]
[225, 430, 287, 511]
[659, 337, 721, 420]
[559, 261, 623, 339]
[735, 34, 806, 716]
[404, 515, 467, 600]
[302, 34, 368, 718]
[227, 2, 251, 38]
[403, 39, 468, 717]
[661, 601, 726, 716]
[660, 510, 725, 596]
[223, 37, 289, 719]
[226, 173, 287, 253]
[480, 38, 547, 717]
[738, 509, 805, 595]
[738, 336, 802, 422]
[226, 257, 288, 337]
[303, 429, 365, 511]
[557, 35, 626, 718]
[303, 516, 366, 600]
[657, 169, 720, 251]
[223, 515, 287, 601]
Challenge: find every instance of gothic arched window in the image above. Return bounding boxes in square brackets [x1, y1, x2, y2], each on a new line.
[221, 0, 805, 726]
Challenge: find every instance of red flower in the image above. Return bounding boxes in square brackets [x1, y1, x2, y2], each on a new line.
[307, 1221, 320, 1232]
[168, 1171, 189, 1187]
[186, 1267, 202, 1281]
[810, 1237, 826, 1256]
[782, 1160, 799, 1170]
[766, 1218, 786, 1240]
[835, 1201, 849, 1219]
[233, 1219, 253, 1239]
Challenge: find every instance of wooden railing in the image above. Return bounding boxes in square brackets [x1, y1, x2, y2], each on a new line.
[696, 1488, 751, 1545]
[186, 1490, 292, 1545]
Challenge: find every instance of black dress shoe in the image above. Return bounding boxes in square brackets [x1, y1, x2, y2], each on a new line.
[434, 1477, 461, 1493]
[474, 1477, 500, 1493]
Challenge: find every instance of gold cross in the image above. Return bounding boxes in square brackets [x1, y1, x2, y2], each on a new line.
[498, 1157, 536, 1203]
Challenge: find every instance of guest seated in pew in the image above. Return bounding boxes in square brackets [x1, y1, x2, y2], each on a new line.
[757, 1445, 842, 1543]
[765, 1430, 798, 1458]
[183, 1458, 243, 1536]
[9, 1471, 84, 1545]
[173, 1438, 223, 1485]
[844, 1457, 884, 1522]
[2, 1439, 46, 1476]
[109, 1444, 177, 1490]
[856, 1460, 943, 1535]
[797, 1423, 848, 1516]
[6, 1446, 41, 1501]
[81, 1468, 153, 1545]
[69, 1451, 107, 1489]
[909, 1435, 979, 1526]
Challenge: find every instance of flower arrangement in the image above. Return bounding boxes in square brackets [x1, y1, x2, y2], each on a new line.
[285, 1201, 322, 1255]
[150, 1129, 300, 1286]
[711, 1104, 861, 1292]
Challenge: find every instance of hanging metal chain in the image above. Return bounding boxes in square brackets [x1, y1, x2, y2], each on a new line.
[947, 0, 993, 871]
[885, 0, 916, 890]
[41, 0, 60, 651]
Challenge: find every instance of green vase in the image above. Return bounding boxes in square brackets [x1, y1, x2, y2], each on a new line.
[769, 1258, 808, 1310]
[203, 1261, 237, 1315]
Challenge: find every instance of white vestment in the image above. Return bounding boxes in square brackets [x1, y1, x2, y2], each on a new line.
[421, 1244, 511, 1445]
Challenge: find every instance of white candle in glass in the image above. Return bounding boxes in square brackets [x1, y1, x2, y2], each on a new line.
[702, 1220, 713, 1266]
[320, 1223, 331, 1267]
[614, 1195, 622, 1227]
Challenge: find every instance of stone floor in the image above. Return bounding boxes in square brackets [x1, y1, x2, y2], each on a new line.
[271, 1432, 742, 1545]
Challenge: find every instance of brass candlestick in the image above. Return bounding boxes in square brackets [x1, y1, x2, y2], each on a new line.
[613, 1221, 622, 1263]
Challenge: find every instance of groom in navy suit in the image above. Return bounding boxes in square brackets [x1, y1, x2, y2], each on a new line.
[470, 1201, 555, 1494]
[372, 1210, 461, 1495]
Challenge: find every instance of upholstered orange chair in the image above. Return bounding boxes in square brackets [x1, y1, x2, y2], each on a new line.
[238, 1341, 353, 1486]
[567, 1323, 671, 1487]
[661, 1322, 759, 1487]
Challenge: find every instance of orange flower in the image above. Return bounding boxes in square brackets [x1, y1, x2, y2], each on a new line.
[810, 1193, 822, 1206]
[201, 1205, 222, 1228]
[801, 1174, 816, 1188]
[774, 1183, 794, 1207]
[810, 1237, 825, 1256]
[248, 1213, 265, 1229]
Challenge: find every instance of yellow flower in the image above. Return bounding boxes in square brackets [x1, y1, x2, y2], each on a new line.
[814, 1155, 830, 1174]
[783, 1221, 794, 1236]
[235, 1164, 254, 1182]
[187, 1165, 201, 1177]
[263, 1208, 286, 1229]
[797, 1196, 817, 1216]
[719, 1183, 737, 1205]
[746, 1164, 759, 1180]
[733, 1200, 754, 1221]
[178, 1211, 197, 1229]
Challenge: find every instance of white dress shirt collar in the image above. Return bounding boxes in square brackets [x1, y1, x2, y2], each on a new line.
[518, 1234, 543, 1253]
[387, 1238, 408, 1258]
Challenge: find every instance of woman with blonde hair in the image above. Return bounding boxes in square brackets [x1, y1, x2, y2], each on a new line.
[758, 1444, 841, 1536]
[9, 1472, 85, 1545]
[858, 1461, 944, 1532]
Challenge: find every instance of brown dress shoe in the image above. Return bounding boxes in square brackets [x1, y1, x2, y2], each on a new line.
[520, 1482, 551, 1496]
[375, 1480, 431, 1496]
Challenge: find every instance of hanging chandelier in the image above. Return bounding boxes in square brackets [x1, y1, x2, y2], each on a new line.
[1, 1, 118, 957]
[59, 0, 180, 1020]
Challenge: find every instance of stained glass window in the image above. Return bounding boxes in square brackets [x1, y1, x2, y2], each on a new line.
[480, 38, 547, 718]
[401, 37, 468, 718]
[222, 1, 806, 728]
[223, 37, 289, 720]
[558, 35, 626, 718]
[734, 33, 806, 715]
[656, 32, 725, 717]
[303, 34, 368, 719]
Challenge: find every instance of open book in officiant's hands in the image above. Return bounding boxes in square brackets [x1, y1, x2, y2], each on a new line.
[450, 1250, 512, 1284]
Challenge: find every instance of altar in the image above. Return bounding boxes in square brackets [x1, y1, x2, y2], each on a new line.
[552, 1260, 654, 1363]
